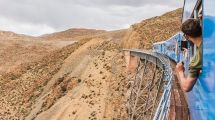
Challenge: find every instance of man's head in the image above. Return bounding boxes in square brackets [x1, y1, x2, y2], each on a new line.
[182, 19, 202, 41]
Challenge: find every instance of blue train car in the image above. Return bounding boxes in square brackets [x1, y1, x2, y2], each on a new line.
[153, 0, 215, 119]
[153, 41, 165, 54]
[183, 0, 215, 120]
[192, 0, 215, 119]
[153, 32, 188, 63]
[153, 33, 182, 62]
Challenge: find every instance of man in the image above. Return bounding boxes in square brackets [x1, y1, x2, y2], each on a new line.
[176, 19, 202, 92]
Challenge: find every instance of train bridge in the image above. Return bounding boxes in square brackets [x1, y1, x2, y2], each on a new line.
[123, 49, 190, 120]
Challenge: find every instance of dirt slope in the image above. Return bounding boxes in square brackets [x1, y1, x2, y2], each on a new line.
[121, 8, 182, 49]
[0, 33, 77, 74]
[40, 28, 106, 41]
[30, 38, 127, 120]
[0, 29, 128, 120]
[0, 8, 181, 120]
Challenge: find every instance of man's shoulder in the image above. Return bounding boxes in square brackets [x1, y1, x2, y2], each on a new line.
[188, 43, 202, 78]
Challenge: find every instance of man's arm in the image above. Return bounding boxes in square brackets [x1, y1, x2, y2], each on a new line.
[176, 62, 198, 92]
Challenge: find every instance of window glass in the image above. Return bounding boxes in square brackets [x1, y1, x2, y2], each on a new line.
[182, 0, 198, 22]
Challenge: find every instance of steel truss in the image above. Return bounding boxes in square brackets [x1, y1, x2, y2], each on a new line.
[124, 49, 173, 120]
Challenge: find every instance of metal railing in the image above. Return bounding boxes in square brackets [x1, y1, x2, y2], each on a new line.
[123, 49, 173, 120]
[152, 53, 173, 120]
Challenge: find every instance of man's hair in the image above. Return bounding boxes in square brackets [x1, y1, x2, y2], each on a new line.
[181, 19, 202, 38]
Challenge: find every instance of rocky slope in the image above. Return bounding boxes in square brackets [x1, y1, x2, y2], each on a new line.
[0, 31, 35, 41]
[121, 8, 182, 49]
[40, 28, 106, 41]
[0, 8, 182, 120]
[0, 29, 128, 120]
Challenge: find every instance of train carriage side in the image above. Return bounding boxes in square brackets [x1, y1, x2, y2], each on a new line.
[153, 0, 215, 119]
[201, 0, 215, 119]
[182, 0, 215, 119]
[153, 32, 185, 63]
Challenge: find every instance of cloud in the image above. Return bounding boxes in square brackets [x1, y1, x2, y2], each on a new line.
[0, 16, 55, 36]
[0, 0, 183, 36]
[72, 0, 181, 7]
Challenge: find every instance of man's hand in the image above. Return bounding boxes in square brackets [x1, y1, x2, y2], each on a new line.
[176, 62, 185, 73]
[176, 62, 197, 92]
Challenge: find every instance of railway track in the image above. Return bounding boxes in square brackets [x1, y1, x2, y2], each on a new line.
[123, 49, 190, 120]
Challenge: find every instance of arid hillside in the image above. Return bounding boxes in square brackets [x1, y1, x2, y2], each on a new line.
[0, 31, 35, 41]
[40, 28, 107, 40]
[0, 8, 182, 120]
[0, 28, 128, 120]
[0, 31, 77, 74]
[121, 8, 182, 49]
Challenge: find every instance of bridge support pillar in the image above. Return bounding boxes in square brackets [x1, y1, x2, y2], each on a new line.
[124, 51, 139, 73]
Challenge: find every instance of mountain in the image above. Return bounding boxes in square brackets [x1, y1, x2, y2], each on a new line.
[40, 28, 106, 40]
[0, 30, 35, 40]
[121, 8, 182, 49]
[0, 8, 182, 120]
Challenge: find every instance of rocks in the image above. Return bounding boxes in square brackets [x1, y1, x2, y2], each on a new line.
[102, 76, 106, 79]
[88, 74, 92, 78]
[89, 111, 97, 120]
[81, 94, 88, 99]
[0, 8, 181, 119]
[0, 39, 86, 119]
[77, 79, 82, 83]
[72, 110, 77, 115]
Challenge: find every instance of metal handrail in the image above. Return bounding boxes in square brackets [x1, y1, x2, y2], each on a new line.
[152, 53, 173, 120]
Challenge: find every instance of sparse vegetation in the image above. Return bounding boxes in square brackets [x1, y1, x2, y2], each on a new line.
[0, 8, 182, 120]
[121, 8, 182, 49]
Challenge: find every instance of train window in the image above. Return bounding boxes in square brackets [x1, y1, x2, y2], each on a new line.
[182, 0, 202, 58]
[196, 1, 203, 25]
[182, 0, 198, 22]
[192, 0, 202, 56]
[193, 0, 202, 20]
[198, 5, 202, 19]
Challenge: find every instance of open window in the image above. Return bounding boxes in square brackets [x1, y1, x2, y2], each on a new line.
[182, 0, 202, 58]
[182, 0, 198, 22]
[192, 0, 202, 23]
